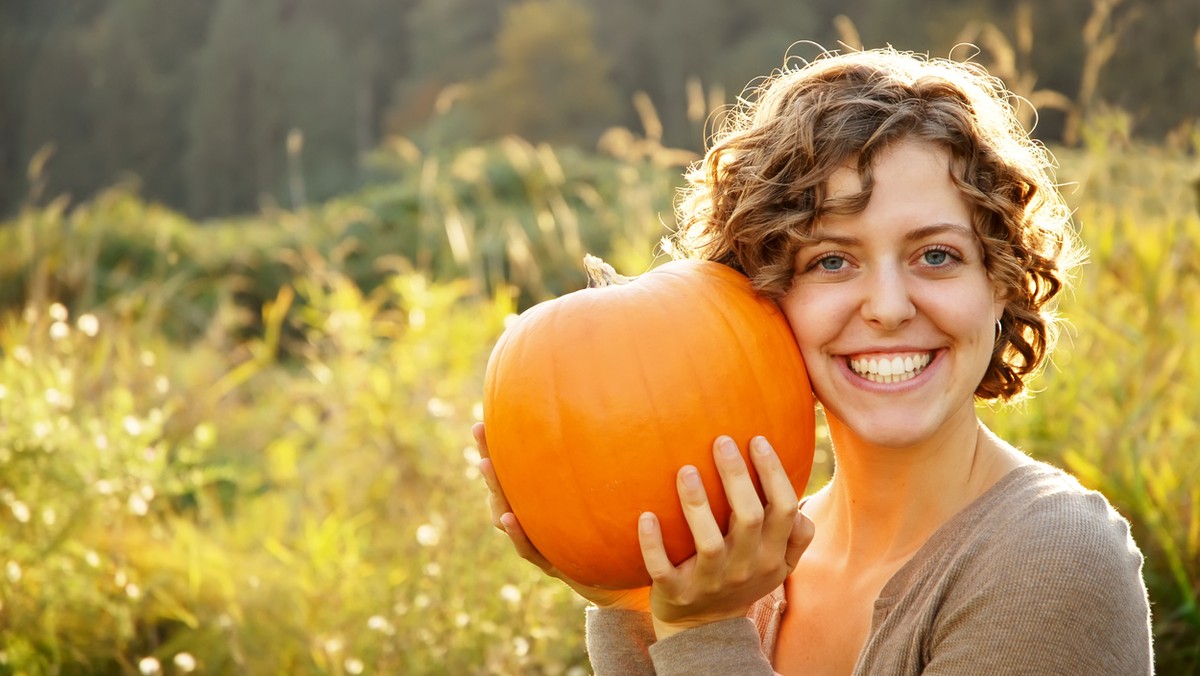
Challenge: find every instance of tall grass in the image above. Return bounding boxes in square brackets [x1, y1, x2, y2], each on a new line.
[0, 130, 1196, 673]
[981, 135, 1200, 668]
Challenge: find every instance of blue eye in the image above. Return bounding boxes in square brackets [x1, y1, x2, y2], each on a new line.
[818, 255, 846, 271]
[923, 249, 949, 266]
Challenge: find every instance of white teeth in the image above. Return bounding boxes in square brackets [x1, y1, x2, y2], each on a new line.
[848, 352, 931, 384]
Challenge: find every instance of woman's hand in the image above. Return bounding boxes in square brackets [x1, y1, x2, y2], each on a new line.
[639, 435, 814, 640]
[474, 422, 652, 612]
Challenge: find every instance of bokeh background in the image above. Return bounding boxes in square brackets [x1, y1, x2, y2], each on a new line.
[1, 0, 1197, 673]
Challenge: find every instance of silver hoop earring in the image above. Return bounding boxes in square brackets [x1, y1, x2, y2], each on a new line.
[995, 319, 1003, 340]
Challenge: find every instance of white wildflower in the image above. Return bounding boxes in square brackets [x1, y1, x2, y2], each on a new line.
[10, 501, 30, 523]
[173, 653, 197, 672]
[408, 307, 426, 328]
[123, 416, 143, 436]
[415, 523, 440, 547]
[128, 493, 149, 516]
[77, 314, 100, 337]
[32, 421, 51, 439]
[426, 397, 453, 418]
[500, 584, 522, 604]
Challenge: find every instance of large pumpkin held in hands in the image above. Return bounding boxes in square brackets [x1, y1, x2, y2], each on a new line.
[483, 256, 815, 589]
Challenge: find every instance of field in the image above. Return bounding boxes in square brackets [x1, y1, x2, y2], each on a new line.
[0, 129, 1197, 673]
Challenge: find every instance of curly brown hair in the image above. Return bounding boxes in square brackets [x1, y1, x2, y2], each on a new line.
[670, 48, 1083, 400]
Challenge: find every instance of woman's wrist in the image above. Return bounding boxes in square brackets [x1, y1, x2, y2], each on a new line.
[651, 611, 745, 641]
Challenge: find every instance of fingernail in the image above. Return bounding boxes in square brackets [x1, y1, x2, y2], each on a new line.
[751, 436, 772, 456]
[639, 512, 655, 534]
[682, 467, 702, 489]
[718, 436, 738, 459]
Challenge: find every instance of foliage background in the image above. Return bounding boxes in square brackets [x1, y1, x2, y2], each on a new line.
[3, 0, 1200, 218]
[1, 1, 1199, 674]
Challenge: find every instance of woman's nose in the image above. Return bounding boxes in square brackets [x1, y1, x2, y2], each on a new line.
[859, 265, 916, 330]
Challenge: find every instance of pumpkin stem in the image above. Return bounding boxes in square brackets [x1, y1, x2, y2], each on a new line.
[584, 254, 634, 288]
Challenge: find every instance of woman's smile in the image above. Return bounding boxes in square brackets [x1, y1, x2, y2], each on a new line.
[845, 351, 933, 384]
[779, 139, 1003, 449]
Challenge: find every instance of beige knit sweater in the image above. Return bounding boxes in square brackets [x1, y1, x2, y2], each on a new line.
[585, 462, 1153, 675]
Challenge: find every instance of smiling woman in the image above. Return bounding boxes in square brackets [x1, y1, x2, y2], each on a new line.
[781, 141, 1000, 452]
[476, 47, 1153, 675]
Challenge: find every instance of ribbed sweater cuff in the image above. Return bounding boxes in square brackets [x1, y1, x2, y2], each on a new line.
[585, 607, 657, 675]
[648, 617, 774, 675]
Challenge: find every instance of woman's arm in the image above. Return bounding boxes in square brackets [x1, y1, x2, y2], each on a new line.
[892, 488, 1152, 675]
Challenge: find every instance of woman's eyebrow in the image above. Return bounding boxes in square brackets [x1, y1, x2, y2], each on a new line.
[903, 222, 975, 243]
[807, 222, 972, 247]
[805, 233, 860, 247]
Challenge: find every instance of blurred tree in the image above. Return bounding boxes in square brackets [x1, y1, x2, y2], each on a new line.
[470, 0, 619, 145]
[12, 0, 214, 211]
[388, 0, 504, 141]
[297, 0, 418, 155]
[1099, 0, 1200, 141]
[185, 0, 358, 216]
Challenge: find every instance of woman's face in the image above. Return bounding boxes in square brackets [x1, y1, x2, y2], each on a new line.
[779, 139, 1004, 450]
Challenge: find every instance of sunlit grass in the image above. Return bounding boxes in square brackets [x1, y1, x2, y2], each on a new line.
[0, 131, 1197, 673]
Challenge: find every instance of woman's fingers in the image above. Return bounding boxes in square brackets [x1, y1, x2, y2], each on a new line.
[638, 434, 814, 632]
[479, 457, 512, 531]
[714, 436, 766, 532]
[472, 422, 490, 458]
[785, 511, 816, 570]
[474, 422, 516, 534]
[637, 512, 675, 581]
[498, 512, 556, 572]
[747, 436, 802, 543]
[676, 464, 728, 567]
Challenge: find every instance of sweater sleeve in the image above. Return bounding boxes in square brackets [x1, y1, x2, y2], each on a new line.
[648, 618, 776, 676]
[922, 489, 1153, 675]
[585, 608, 776, 676]
[585, 607, 658, 675]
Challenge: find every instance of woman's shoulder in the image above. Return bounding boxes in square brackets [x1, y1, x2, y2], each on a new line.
[972, 461, 1139, 560]
[861, 460, 1154, 675]
[940, 461, 1147, 588]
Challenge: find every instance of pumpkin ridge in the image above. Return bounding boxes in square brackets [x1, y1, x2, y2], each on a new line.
[695, 268, 769, 510]
[543, 304, 595, 580]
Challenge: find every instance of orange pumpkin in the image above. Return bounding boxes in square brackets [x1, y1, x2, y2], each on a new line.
[483, 256, 815, 589]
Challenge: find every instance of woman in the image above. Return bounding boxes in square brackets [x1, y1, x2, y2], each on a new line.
[476, 48, 1153, 674]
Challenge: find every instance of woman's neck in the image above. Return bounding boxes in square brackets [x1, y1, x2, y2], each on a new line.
[808, 411, 1026, 570]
